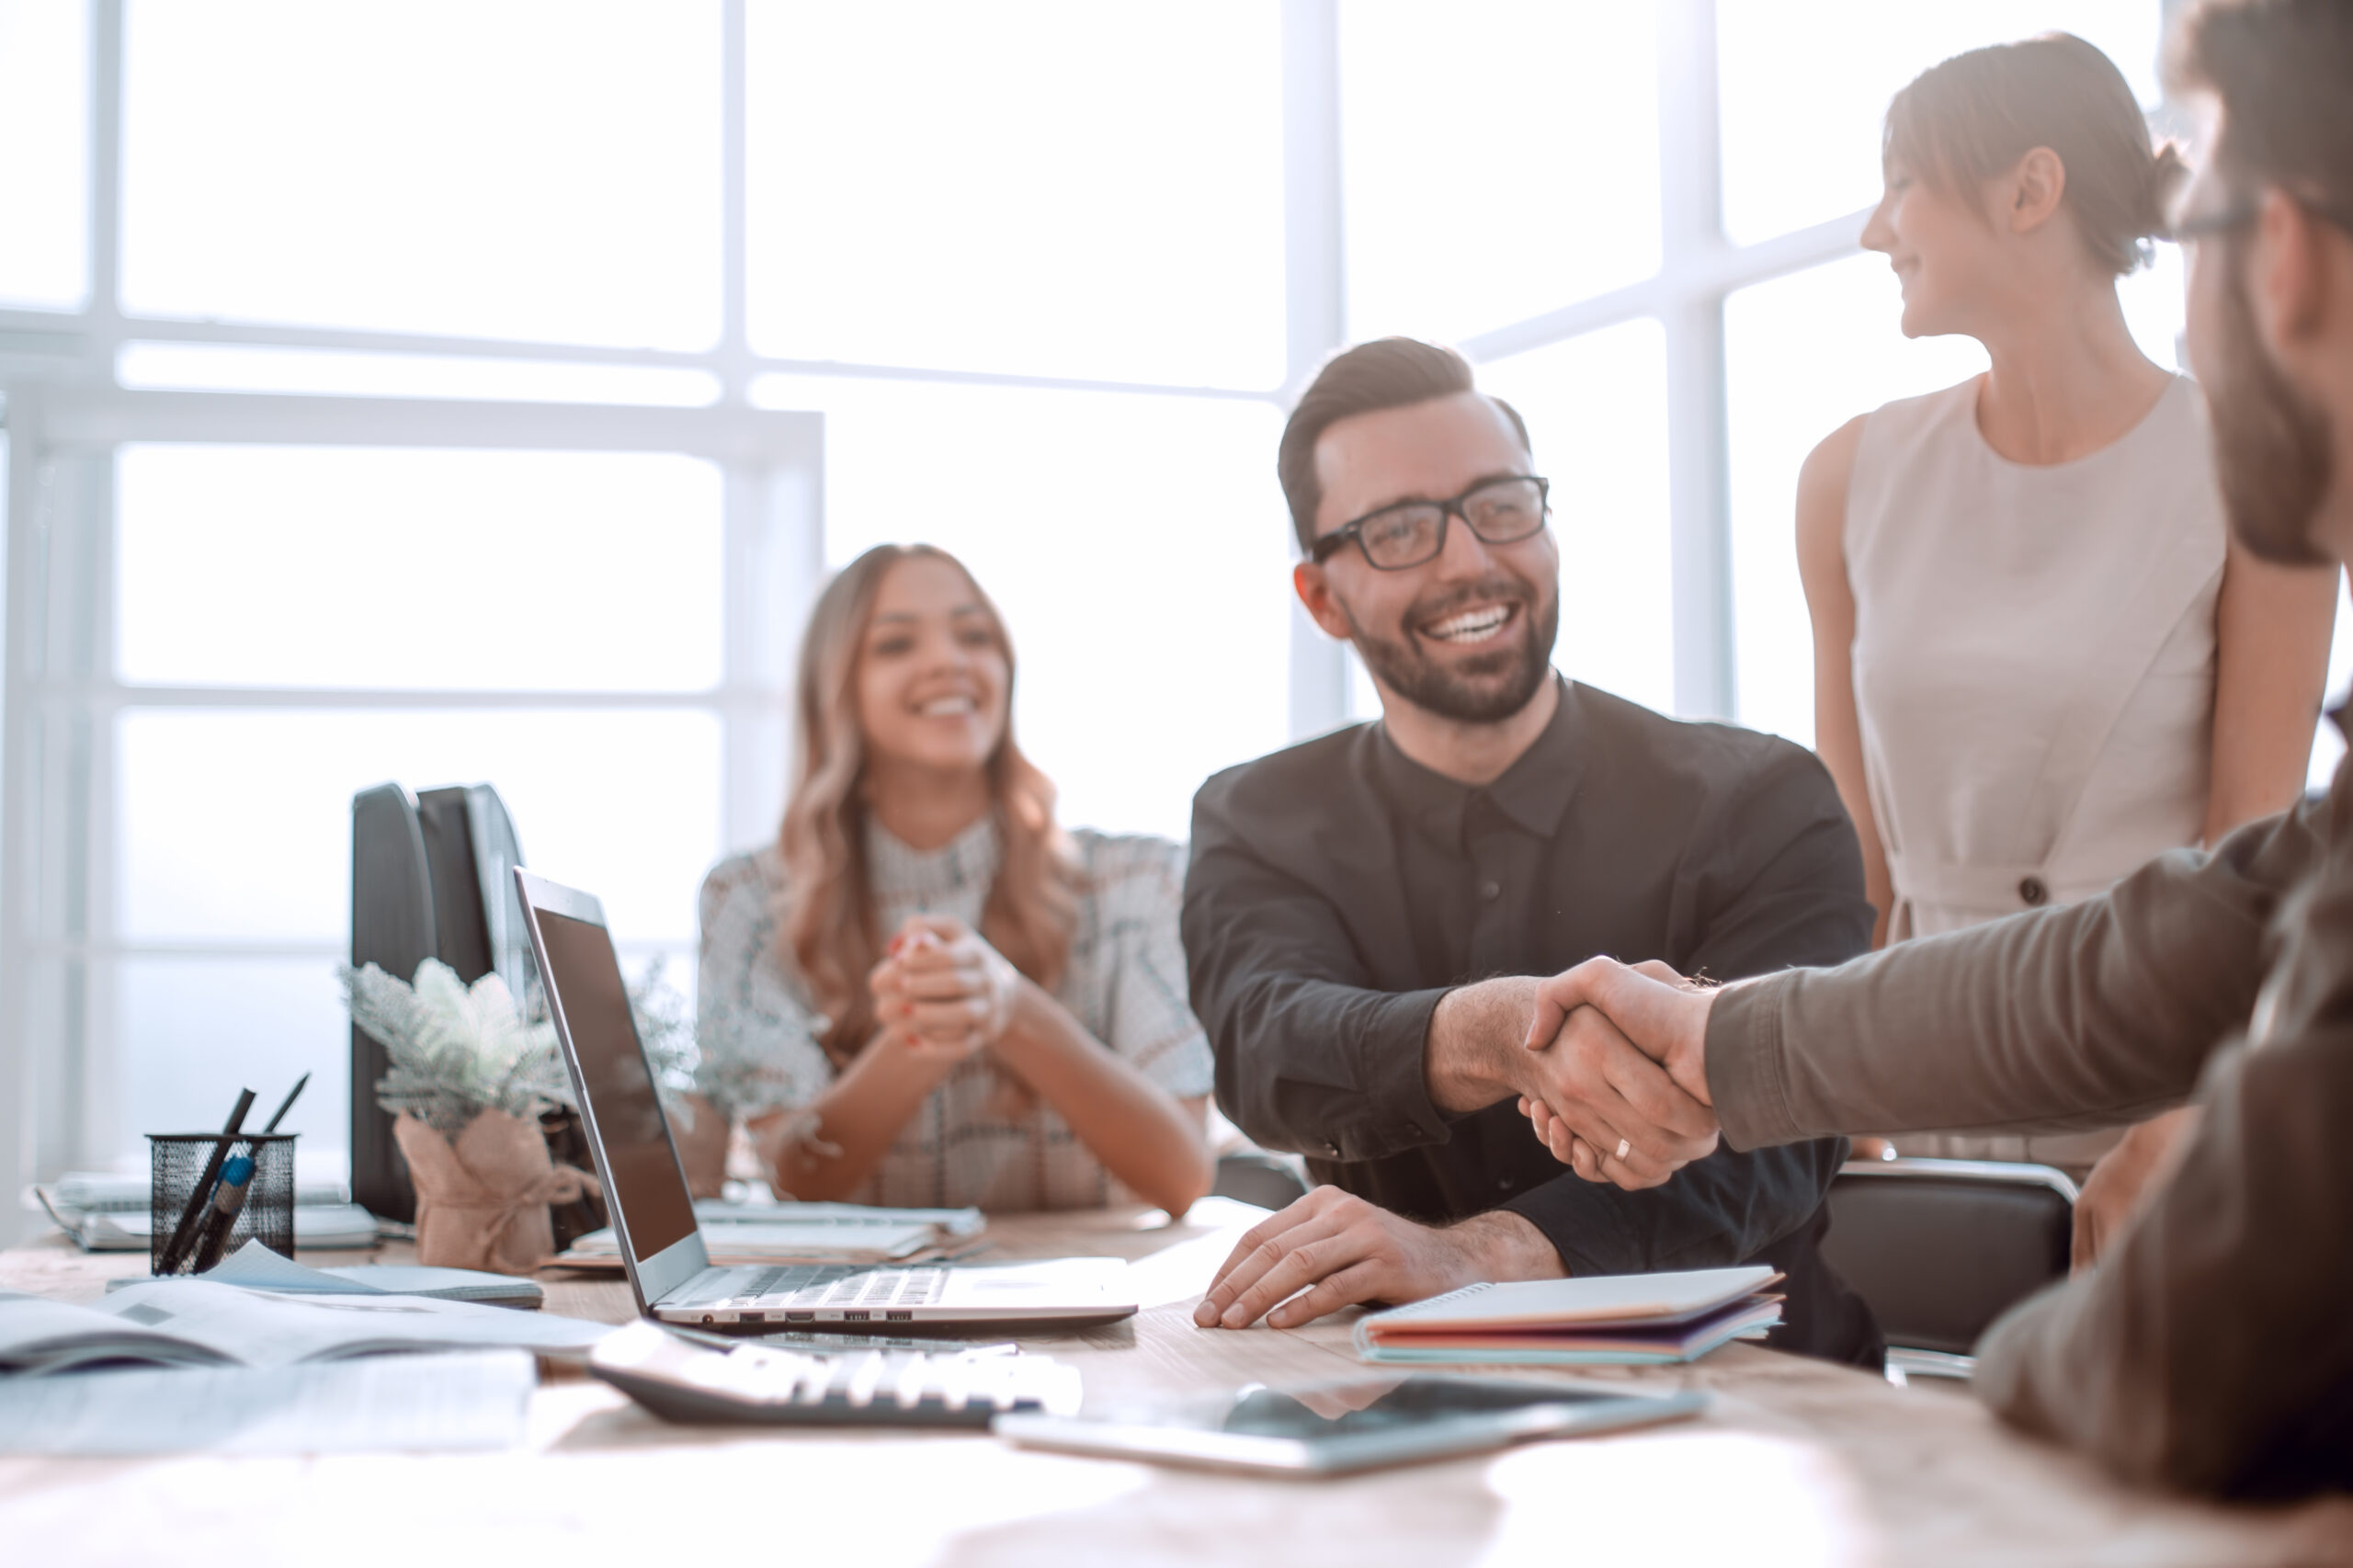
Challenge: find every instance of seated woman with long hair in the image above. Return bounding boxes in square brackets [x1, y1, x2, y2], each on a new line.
[696, 542, 1215, 1216]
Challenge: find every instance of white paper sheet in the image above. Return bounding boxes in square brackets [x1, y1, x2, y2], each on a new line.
[0, 1350, 536, 1454]
[1120, 1198, 1271, 1310]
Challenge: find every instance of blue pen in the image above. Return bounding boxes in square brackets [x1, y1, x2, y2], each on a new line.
[156, 1086, 255, 1275]
[188, 1074, 310, 1273]
[188, 1154, 257, 1274]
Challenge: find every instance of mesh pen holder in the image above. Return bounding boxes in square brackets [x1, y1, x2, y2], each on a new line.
[147, 1131, 297, 1276]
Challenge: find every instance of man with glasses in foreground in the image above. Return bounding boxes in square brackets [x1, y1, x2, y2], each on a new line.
[1180, 337, 1880, 1366]
[1515, 0, 2353, 1496]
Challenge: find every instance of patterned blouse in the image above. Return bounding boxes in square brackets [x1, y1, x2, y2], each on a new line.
[694, 814, 1215, 1210]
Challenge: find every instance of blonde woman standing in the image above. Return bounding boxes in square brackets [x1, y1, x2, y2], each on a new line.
[696, 543, 1214, 1215]
[1797, 35, 2336, 1248]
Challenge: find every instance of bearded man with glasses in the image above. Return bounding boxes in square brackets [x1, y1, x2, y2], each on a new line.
[1179, 336, 1882, 1369]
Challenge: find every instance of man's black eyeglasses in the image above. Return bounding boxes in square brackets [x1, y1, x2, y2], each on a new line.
[2168, 184, 2353, 243]
[1310, 475, 1551, 571]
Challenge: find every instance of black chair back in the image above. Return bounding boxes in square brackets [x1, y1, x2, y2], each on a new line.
[348, 781, 536, 1223]
[1821, 1158, 2075, 1360]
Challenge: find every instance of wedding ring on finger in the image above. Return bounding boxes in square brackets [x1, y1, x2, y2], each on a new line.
[1615, 1137, 1631, 1162]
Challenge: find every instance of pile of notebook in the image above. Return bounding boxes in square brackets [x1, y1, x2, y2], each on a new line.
[1354, 1266, 1784, 1366]
[32, 1171, 381, 1252]
[552, 1199, 987, 1269]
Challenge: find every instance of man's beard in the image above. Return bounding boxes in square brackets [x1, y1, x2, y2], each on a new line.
[2208, 238, 2336, 567]
[1342, 573, 1561, 724]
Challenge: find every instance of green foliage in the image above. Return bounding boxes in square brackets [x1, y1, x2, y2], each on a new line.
[343, 957, 698, 1140]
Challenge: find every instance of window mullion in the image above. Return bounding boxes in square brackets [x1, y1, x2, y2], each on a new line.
[1658, 0, 1735, 722]
[79, 449, 118, 1173]
[1280, 0, 1349, 742]
[719, 0, 750, 406]
[1, 395, 49, 1235]
[90, 0, 124, 359]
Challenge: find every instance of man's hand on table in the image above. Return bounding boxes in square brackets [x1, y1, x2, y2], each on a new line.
[1518, 958, 1723, 1190]
[1192, 1187, 1561, 1331]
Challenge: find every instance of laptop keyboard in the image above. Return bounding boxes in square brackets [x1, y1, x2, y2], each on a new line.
[721, 1266, 949, 1310]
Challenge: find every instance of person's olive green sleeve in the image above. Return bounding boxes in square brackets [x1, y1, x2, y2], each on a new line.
[1703, 801, 2325, 1147]
[1704, 797, 2353, 1495]
[1970, 1006, 2353, 1494]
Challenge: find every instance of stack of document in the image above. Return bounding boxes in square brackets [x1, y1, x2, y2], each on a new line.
[1354, 1267, 1785, 1367]
[32, 1171, 381, 1251]
[554, 1199, 986, 1269]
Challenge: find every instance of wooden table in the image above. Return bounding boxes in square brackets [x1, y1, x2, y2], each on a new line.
[5, 1202, 2349, 1567]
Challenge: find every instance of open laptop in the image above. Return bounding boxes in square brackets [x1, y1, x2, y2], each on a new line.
[515, 868, 1138, 1333]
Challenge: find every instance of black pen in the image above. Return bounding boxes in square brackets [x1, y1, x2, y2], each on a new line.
[259, 1073, 310, 1136]
[156, 1086, 256, 1275]
[188, 1073, 313, 1273]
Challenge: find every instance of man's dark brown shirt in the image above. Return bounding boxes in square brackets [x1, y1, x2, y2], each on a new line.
[1184, 679, 1878, 1359]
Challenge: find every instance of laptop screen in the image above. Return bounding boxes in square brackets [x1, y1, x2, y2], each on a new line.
[534, 908, 698, 1266]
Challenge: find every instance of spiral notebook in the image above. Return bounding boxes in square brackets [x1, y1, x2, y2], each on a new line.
[1354, 1266, 1783, 1367]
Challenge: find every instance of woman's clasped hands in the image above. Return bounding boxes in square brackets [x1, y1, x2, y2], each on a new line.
[868, 914, 1023, 1061]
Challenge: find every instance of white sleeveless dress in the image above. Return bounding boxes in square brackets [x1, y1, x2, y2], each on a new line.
[1846, 374, 2226, 1170]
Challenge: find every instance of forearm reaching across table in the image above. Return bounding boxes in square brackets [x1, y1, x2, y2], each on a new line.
[1515, 800, 2353, 1494]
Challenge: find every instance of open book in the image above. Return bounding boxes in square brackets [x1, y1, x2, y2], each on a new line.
[0, 1278, 613, 1376]
[1355, 1267, 1784, 1367]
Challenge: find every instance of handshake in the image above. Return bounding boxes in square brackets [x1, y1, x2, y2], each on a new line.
[1509, 957, 1728, 1191]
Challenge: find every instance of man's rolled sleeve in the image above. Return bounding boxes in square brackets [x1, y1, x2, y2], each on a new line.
[1215, 969, 1450, 1162]
[1184, 786, 1455, 1164]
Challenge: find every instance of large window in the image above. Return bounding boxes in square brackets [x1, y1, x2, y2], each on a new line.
[744, 5, 1287, 389]
[6, 0, 2281, 1230]
[120, 1, 724, 348]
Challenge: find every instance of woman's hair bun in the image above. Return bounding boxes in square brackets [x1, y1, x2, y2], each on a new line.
[1885, 33, 2178, 276]
[2145, 142, 2191, 236]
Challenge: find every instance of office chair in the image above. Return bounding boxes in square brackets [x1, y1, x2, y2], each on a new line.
[1819, 1156, 2078, 1385]
[349, 782, 548, 1226]
[1211, 1151, 1311, 1211]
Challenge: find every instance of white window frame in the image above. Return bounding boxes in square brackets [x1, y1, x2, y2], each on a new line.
[2, 0, 1886, 1230]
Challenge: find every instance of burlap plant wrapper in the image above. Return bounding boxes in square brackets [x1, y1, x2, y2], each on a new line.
[671, 1091, 729, 1200]
[394, 1108, 600, 1274]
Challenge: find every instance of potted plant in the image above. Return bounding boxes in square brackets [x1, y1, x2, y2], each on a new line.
[342, 957, 695, 1272]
